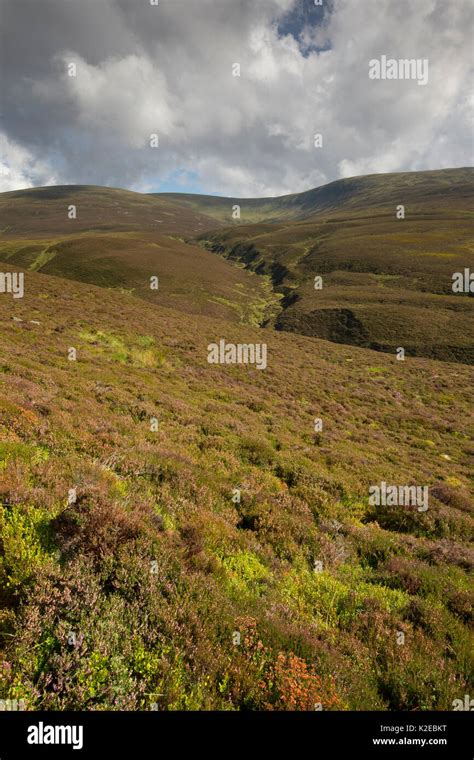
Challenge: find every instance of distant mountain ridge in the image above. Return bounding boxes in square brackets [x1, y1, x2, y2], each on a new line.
[1, 167, 473, 361]
[152, 167, 474, 223]
[190, 167, 474, 363]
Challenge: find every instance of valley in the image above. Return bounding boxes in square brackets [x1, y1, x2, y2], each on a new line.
[0, 167, 472, 712]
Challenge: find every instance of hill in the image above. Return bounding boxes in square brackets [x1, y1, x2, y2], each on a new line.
[0, 186, 277, 325]
[0, 185, 224, 237]
[154, 168, 474, 223]
[195, 168, 474, 363]
[1, 169, 472, 361]
[0, 263, 472, 710]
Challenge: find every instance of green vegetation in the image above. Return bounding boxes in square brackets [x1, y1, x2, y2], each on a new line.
[0, 186, 273, 326]
[0, 263, 472, 711]
[0, 168, 473, 711]
[2, 170, 472, 358]
[197, 168, 474, 362]
[155, 167, 474, 221]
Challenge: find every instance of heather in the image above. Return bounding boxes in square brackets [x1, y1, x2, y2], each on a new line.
[0, 266, 472, 710]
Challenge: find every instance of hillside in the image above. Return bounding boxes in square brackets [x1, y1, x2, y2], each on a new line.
[0, 263, 473, 710]
[0, 186, 276, 325]
[195, 168, 474, 363]
[1, 169, 472, 362]
[155, 168, 474, 223]
[0, 185, 224, 237]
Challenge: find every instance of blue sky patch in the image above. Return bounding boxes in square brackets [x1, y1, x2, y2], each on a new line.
[277, 0, 333, 56]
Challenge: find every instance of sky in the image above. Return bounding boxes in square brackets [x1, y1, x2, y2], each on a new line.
[0, 0, 472, 197]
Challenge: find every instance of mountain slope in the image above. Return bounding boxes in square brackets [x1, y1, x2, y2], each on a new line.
[0, 264, 473, 710]
[195, 168, 474, 363]
[0, 186, 276, 325]
[0, 185, 224, 237]
[1, 169, 473, 360]
[154, 168, 474, 223]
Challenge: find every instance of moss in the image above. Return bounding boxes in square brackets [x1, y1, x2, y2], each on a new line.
[220, 551, 270, 597]
[0, 503, 56, 590]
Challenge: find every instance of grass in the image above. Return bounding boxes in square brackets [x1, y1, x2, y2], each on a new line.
[0, 168, 473, 711]
[196, 168, 474, 362]
[155, 167, 474, 221]
[0, 263, 472, 711]
[2, 170, 473, 358]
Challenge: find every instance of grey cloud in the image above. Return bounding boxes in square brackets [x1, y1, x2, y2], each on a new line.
[0, 0, 472, 195]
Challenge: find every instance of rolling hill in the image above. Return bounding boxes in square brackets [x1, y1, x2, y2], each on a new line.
[1, 169, 472, 363]
[193, 168, 474, 363]
[0, 263, 472, 710]
[0, 168, 473, 712]
[154, 167, 474, 223]
[0, 186, 277, 325]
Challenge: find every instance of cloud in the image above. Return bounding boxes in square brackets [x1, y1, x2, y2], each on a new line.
[0, 133, 58, 191]
[0, 0, 472, 195]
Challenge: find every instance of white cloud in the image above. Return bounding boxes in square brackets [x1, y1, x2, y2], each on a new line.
[0, 133, 58, 192]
